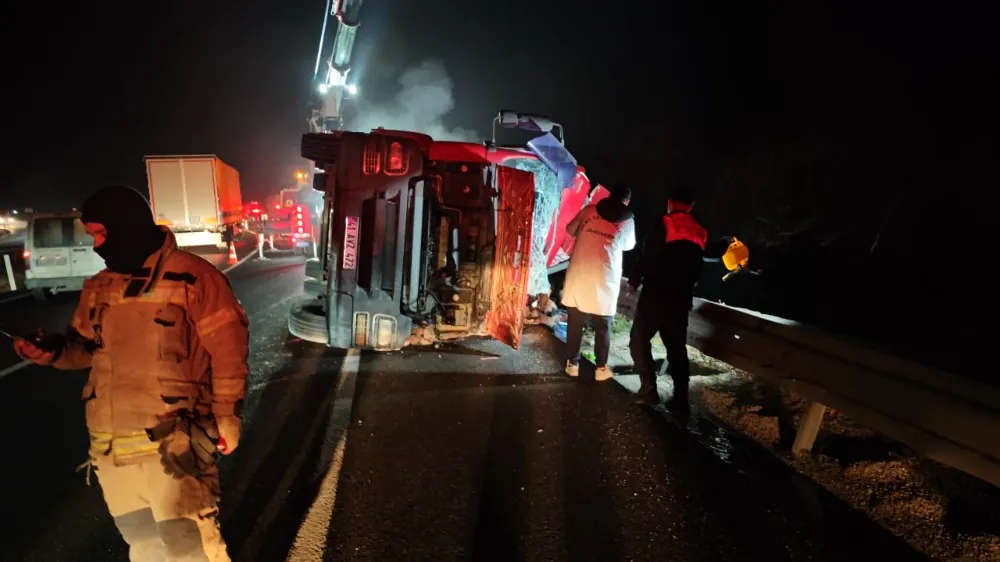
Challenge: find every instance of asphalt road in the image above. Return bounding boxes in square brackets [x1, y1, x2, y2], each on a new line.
[0, 246, 929, 561]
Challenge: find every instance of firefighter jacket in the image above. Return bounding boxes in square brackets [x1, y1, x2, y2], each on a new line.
[51, 228, 250, 465]
[630, 205, 707, 312]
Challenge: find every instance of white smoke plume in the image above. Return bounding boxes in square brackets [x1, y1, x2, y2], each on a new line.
[349, 60, 480, 142]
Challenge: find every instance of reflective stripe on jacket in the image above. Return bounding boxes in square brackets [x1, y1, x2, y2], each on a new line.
[53, 228, 250, 466]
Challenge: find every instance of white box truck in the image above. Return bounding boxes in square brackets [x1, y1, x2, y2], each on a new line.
[145, 155, 243, 250]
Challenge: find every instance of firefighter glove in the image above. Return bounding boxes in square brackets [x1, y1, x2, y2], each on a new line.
[215, 416, 241, 454]
[156, 416, 220, 479]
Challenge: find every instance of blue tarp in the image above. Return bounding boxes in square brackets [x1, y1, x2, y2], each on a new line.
[527, 133, 578, 190]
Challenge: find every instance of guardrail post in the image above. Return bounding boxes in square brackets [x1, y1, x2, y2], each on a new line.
[311, 239, 318, 260]
[257, 233, 268, 260]
[268, 234, 275, 251]
[3, 254, 16, 291]
[792, 402, 827, 454]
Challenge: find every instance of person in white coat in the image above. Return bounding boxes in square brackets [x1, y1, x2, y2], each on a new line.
[561, 183, 637, 380]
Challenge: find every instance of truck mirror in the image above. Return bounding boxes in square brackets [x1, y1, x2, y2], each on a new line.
[498, 110, 520, 128]
[311, 172, 326, 192]
[497, 110, 555, 133]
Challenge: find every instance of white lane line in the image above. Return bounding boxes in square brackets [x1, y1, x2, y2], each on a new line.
[0, 359, 33, 380]
[0, 292, 31, 304]
[286, 348, 360, 562]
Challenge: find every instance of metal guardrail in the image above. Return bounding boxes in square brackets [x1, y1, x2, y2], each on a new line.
[687, 298, 1000, 488]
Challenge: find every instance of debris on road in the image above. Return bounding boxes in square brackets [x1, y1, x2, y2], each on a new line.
[403, 324, 438, 347]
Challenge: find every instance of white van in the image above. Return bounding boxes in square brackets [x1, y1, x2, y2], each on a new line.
[24, 213, 106, 299]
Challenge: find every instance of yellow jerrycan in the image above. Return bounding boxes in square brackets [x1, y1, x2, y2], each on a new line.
[721, 237, 754, 281]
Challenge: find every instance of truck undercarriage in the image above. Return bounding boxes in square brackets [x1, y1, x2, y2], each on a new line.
[292, 128, 546, 350]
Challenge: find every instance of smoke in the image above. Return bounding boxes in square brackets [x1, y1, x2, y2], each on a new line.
[349, 60, 480, 142]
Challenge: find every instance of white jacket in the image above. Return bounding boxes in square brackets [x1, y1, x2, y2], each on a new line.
[561, 200, 636, 316]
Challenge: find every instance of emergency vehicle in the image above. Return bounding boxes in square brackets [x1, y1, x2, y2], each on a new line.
[261, 203, 316, 255]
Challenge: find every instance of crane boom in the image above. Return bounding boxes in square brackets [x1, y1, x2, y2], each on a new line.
[310, 0, 364, 133]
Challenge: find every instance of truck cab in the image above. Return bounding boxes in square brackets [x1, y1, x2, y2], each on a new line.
[289, 116, 591, 351]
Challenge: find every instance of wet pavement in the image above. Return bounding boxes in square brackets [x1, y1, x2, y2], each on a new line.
[0, 247, 929, 561]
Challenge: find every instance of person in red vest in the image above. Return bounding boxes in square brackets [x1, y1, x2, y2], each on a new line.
[627, 188, 707, 410]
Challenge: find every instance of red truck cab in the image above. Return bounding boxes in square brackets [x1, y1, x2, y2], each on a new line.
[292, 120, 594, 351]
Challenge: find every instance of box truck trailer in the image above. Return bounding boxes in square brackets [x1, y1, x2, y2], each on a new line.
[145, 155, 243, 250]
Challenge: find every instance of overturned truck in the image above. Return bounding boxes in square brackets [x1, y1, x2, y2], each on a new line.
[288, 111, 608, 350]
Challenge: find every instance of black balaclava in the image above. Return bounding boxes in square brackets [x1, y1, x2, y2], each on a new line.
[80, 185, 167, 274]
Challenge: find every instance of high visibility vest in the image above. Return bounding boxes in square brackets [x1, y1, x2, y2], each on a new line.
[663, 210, 707, 250]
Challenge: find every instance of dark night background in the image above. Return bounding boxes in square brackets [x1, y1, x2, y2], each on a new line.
[4, 1, 997, 379]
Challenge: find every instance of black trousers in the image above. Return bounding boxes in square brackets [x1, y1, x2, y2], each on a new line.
[629, 294, 690, 396]
[564, 307, 613, 368]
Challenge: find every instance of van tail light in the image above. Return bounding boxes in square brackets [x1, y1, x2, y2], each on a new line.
[22, 250, 30, 270]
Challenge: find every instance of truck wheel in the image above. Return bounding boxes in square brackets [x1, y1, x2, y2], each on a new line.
[288, 297, 328, 344]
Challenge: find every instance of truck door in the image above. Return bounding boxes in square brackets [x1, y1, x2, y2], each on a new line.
[485, 166, 535, 349]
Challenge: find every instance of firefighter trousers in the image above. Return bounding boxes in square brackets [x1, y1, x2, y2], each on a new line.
[94, 454, 231, 562]
[629, 296, 691, 400]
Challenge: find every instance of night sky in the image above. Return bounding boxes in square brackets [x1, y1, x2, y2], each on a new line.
[4, 1, 997, 362]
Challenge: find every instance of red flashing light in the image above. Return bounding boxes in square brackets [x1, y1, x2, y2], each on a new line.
[251, 208, 261, 214]
[297, 227, 304, 234]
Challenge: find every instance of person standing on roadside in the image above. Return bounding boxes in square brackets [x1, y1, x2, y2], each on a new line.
[15, 185, 249, 561]
[628, 188, 707, 410]
[561, 183, 637, 380]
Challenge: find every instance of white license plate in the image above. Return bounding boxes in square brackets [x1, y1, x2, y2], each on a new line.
[343, 216, 359, 270]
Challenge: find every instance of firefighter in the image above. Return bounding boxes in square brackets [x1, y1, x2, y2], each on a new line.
[14, 185, 249, 562]
[561, 183, 637, 380]
[627, 188, 707, 410]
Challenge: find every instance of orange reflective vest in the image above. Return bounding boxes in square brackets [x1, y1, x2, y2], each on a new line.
[663, 210, 707, 250]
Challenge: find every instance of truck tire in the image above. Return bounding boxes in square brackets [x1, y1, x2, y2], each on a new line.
[288, 297, 328, 345]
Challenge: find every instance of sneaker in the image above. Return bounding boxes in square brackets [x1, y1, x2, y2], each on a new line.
[565, 361, 579, 377]
[594, 366, 614, 381]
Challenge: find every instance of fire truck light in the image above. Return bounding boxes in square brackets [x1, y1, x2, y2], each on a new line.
[297, 227, 304, 233]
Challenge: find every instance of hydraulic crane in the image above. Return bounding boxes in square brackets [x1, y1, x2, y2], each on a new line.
[310, 0, 364, 133]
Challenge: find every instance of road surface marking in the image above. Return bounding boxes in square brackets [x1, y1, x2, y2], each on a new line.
[286, 347, 360, 562]
[0, 359, 33, 380]
[0, 292, 30, 304]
